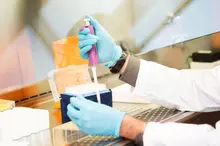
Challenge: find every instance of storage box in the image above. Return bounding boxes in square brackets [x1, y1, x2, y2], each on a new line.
[48, 64, 109, 125]
[60, 89, 112, 123]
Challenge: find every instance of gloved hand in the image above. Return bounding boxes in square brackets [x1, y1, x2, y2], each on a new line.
[67, 94, 126, 137]
[78, 15, 122, 67]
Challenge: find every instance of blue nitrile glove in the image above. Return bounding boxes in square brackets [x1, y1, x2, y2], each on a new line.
[78, 15, 122, 67]
[67, 94, 126, 137]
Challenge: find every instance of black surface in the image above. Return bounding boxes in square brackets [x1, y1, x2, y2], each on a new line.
[183, 111, 220, 127]
[192, 51, 220, 62]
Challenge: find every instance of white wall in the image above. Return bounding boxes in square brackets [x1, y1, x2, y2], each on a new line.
[41, 0, 127, 38]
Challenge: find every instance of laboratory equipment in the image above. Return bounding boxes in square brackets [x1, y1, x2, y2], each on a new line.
[0, 107, 49, 144]
[53, 36, 88, 69]
[0, 99, 15, 112]
[60, 89, 112, 123]
[82, 18, 101, 104]
[190, 50, 220, 69]
[91, 67, 101, 104]
[48, 64, 92, 102]
[52, 121, 87, 146]
[48, 64, 111, 125]
[135, 106, 180, 122]
[53, 102, 182, 146]
[13, 129, 52, 146]
[83, 18, 99, 66]
[0, 141, 28, 146]
[78, 16, 122, 67]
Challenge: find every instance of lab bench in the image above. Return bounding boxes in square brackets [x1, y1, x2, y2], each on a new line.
[16, 81, 220, 146]
[16, 94, 220, 146]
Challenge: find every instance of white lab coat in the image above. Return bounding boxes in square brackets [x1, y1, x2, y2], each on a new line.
[132, 60, 220, 146]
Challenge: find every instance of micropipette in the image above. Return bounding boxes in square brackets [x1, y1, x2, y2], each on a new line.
[83, 18, 101, 104]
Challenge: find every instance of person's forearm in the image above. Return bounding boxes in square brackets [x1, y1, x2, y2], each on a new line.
[119, 115, 146, 140]
[119, 56, 140, 87]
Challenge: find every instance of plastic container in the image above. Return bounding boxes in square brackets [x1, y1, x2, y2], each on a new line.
[53, 36, 88, 69]
[60, 89, 112, 123]
[14, 129, 51, 146]
[52, 122, 87, 146]
[48, 64, 92, 102]
[48, 64, 92, 124]
[48, 64, 110, 125]
[0, 99, 15, 112]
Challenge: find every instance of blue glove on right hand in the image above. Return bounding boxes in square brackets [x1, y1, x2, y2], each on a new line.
[67, 94, 126, 137]
[78, 16, 122, 67]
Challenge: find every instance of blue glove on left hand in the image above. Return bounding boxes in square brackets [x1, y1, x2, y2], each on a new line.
[67, 95, 125, 137]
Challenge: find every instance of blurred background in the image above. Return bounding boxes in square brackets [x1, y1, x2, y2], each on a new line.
[0, 0, 220, 104]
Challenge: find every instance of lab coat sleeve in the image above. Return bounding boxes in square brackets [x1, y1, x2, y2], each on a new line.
[119, 56, 140, 87]
[132, 59, 220, 112]
[143, 121, 220, 146]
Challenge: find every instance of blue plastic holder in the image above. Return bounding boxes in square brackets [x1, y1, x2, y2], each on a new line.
[60, 89, 112, 123]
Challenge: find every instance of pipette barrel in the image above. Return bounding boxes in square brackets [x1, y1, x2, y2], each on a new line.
[84, 18, 99, 66]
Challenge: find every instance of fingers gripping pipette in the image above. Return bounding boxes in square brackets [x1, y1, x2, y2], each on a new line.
[83, 18, 101, 103]
[84, 18, 99, 66]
